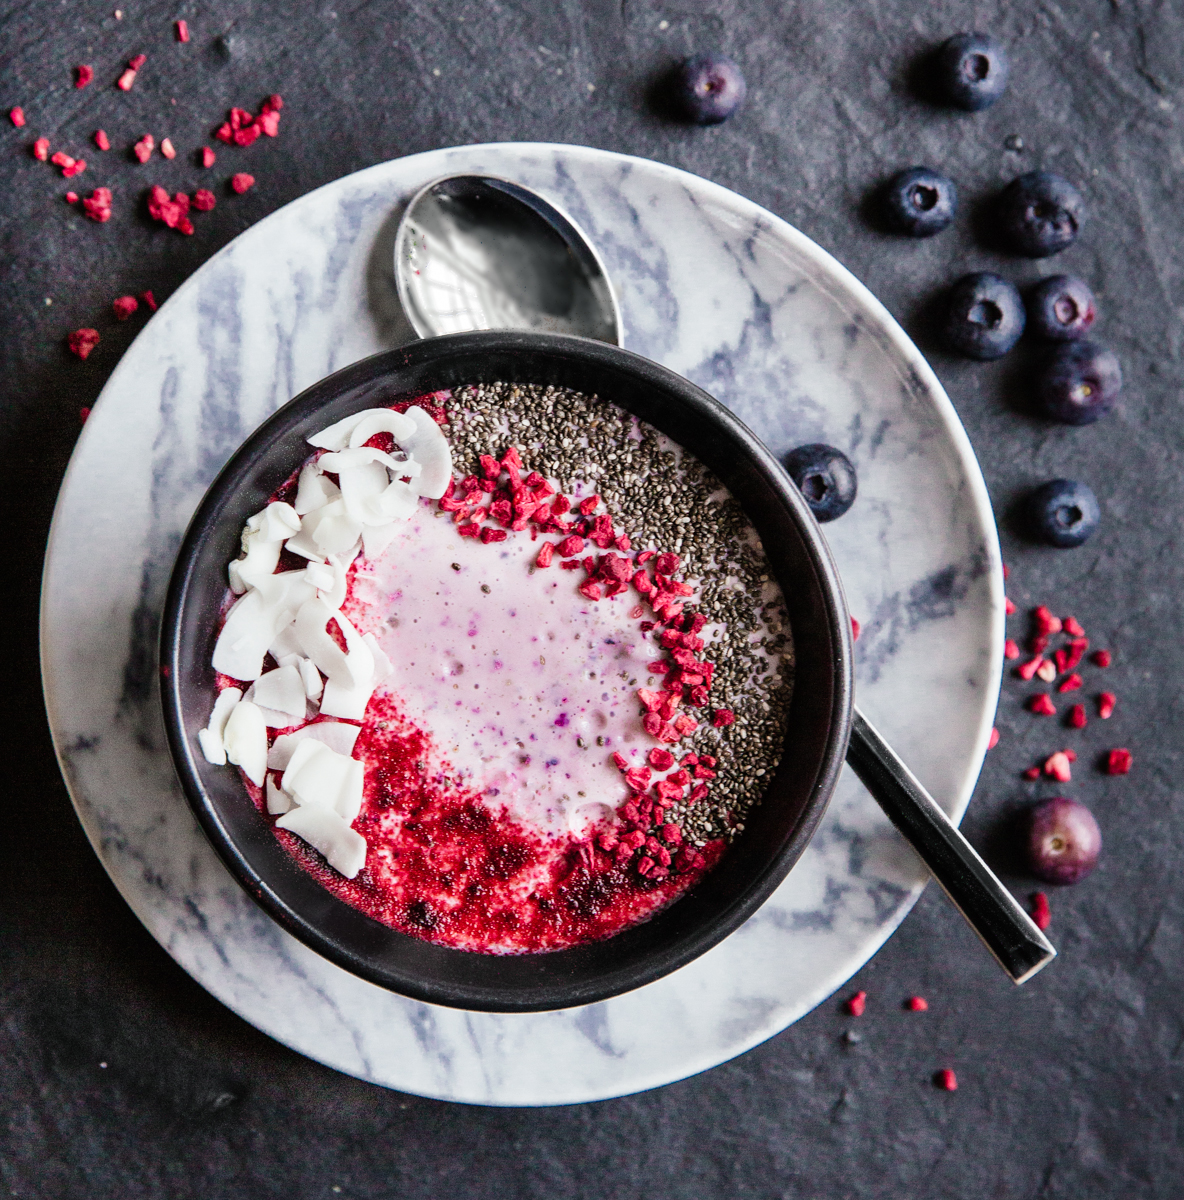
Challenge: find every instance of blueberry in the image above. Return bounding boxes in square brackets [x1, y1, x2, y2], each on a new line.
[996, 171, 1085, 257]
[1026, 797, 1101, 885]
[1026, 479, 1100, 548]
[671, 54, 746, 125]
[933, 32, 1010, 111]
[784, 444, 857, 522]
[1026, 274, 1097, 340]
[940, 272, 1025, 359]
[879, 167, 957, 237]
[1034, 340, 1121, 424]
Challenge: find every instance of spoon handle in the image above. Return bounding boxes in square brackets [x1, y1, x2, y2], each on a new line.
[846, 706, 1056, 984]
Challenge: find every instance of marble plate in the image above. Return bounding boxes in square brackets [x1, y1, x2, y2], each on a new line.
[41, 143, 1003, 1107]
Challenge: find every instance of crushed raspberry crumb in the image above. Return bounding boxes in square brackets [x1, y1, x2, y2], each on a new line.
[1017, 656, 1043, 681]
[934, 1069, 958, 1092]
[93, 129, 110, 150]
[535, 542, 554, 568]
[851, 616, 860, 640]
[988, 727, 999, 749]
[1030, 891, 1051, 931]
[63, 159, 86, 178]
[1004, 639, 1019, 660]
[1043, 751, 1072, 783]
[82, 186, 112, 222]
[1022, 766, 1041, 781]
[1057, 672, 1083, 693]
[479, 527, 507, 544]
[161, 137, 176, 159]
[147, 185, 192, 230]
[128, 54, 147, 70]
[1098, 692, 1115, 719]
[231, 172, 255, 194]
[75, 65, 94, 89]
[192, 187, 216, 212]
[200, 146, 216, 168]
[140, 289, 157, 310]
[1033, 605, 1062, 636]
[712, 708, 735, 728]
[648, 748, 675, 770]
[1028, 695, 1056, 716]
[905, 996, 928, 1012]
[1093, 649, 1111, 667]
[133, 134, 155, 163]
[117, 68, 137, 91]
[175, 19, 190, 41]
[1002, 562, 1009, 579]
[1005, 597, 1016, 615]
[33, 137, 49, 161]
[79, 406, 90, 423]
[51, 151, 73, 168]
[67, 328, 100, 360]
[1063, 616, 1085, 637]
[112, 295, 139, 320]
[1106, 748, 1132, 775]
[65, 191, 78, 203]
[1068, 703, 1087, 729]
[9, 106, 25, 127]
[845, 990, 867, 1017]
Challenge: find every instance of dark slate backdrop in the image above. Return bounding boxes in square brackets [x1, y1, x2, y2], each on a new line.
[4, 1, 1184, 1195]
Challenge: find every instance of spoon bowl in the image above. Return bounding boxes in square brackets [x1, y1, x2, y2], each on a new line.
[395, 174, 622, 344]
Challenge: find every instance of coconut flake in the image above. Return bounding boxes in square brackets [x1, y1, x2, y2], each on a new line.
[275, 805, 367, 878]
[213, 573, 314, 680]
[361, 522, 400, 560]
[266, 721, 360, 770]
[265, 774, 293, 814]
[294, 461, 340, 515]
[300, 499, 365, 555]
[399, 405, 452, 498]
[363, 632, 392, 683]
[345, 408, 417, 448]
[319, 677, 376, 721]
[293, 598, 373, 687]
[223, 699, 268, 785]
[253, 664, 307, 717]
[281, 738, 364, 821]
[268, 621, 303, 662]
[298, 656, 324, 699]
[197, 686, 242, 764]
[308, 407, 409, 452]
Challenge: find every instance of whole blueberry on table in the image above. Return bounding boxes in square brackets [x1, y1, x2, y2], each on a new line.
[940, 272, 1025, 359]
[933, 32, 1010, 110]
[784, 444, 857, 522]
[996, 171, 1085, 257]
[1034, 340, 1121, 424]
[1026, 479, 1100, 548]
[1026, 274, 1097, 340]
[1026, 797, 1101, 884]
[879, 167, 957, 237]
[671, 53, 746, 125]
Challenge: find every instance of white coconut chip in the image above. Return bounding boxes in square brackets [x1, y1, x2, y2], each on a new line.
[363, 632, 392, 683]
[298, 656, 324, 700]
[268, 621, 303, 663]
[266, 721, 360, 770]
[300, 499, 365, 556]
[361, 522, 400, 561]
[307, 407, 412, 452]
[398, 405, 452, 499]
[197, 686, 242, 765]
[275, 805, 367, 878]
[222, 699, 268, 786]
[213, 573, 314, 681]
[252, 664, 308, 718]
[281, 738, 364, 822]
[265, 774, 293, 815]
[345, 408, 418, 448]
[319, 677, 376, 721]
[294, 598, 373, 687]
[294, 462, 341, 516]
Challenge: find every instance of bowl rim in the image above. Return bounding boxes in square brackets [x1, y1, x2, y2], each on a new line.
[160, 330, 854, 1012]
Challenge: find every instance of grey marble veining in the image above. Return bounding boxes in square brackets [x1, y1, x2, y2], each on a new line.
[40, 143, 1003, 1106]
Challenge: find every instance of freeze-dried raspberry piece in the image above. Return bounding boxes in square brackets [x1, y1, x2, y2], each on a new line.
[258, 109, 280, 137]
[1106, 748, 1132, 775]
[82, 186, 113, 222]
[712, 708, 735, 728]
[845, 990, 866, 1017]
[147, 184, 190, 228]
[655, 552, 680, 576]
[231, 172, 255, 194]
[113, 295, 139, 320]
[67, 328, 100, 359]
[10, 106, 25, 127]
[128, 54, 147, 70]
[62, 159, 86, 177]
[578, 494, 600, 515]
[1030, 891, 1050, 931]
[200, 146, 216, 168]
[133, 134, 155, 163]
[262, 94, 284, 113]
[65, 191, 78, 203]
[75, 65, 94, 89]
[33, 137, 49, 160]
[1028, 694, 1056, 716]
[234, 123, 261, 147]
[94, 129, 110, 150]
[578, 579, 602, 601]
[480, 527, 507, 544]
[934, 1069, 957, 1092]
[161, 138, 176, 159]
[535, 542, 554, 568]
[117, 68, 137, 91]
[140, 290, 157, 311]
[175, 19, 189, 42]
[214, 122, 234, 144]
[192, 188, 215, 212]
[51, 151, 74, 168]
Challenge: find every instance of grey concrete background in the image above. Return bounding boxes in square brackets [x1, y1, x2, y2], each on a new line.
[4, 1, 1183, 1195]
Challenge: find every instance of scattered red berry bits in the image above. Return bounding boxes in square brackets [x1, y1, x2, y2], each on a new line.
[851, 616, 860, 641]
[117, 68, 137, 91]
[1033, 605, 1062, 636]
[1063, 616, 1085, 637]
[112, 295, 139, 320]
[712, 708, 735, 728]
[161, 137, 176, 159]
[1068, 702, 1087, 729]
[133, 134, 155, 163]
[1057, 672, 1083, 693]
[1004, 638, 1019, 660]
[128, 54, 147, 70]
[94, 129, 110, 150]
[200, 145, 216, 168]
[1030, 891, 1051, 931]
[9, 106, 25, 127]
[1022, 766, 1041, 781]
[75, 64, 94, 88]
[1005, 597, 1016, 615]
[33, 137, 49, 160]
[79, 406, 90, 423]
[535, 541, 554, 568]
[1036, 659, 1057, 683]
[1043, 751, 1072, 783]
[1028, 694, 1056, 716]
[65, 191, 78, 203]
[905, 996, 928, 1012]
[175, 18, 190, 42]
[1017, 656, 1043, 681]
[230, 172, 255, 194]
[934, 1069, 958, 1092]
[82, 186, 112, 222]
[1106, 748, 1132, 775]
[988, 727, 999, 749]
[845, 990, 867, 1017]
[67, 328, 100, 359]
[1093, 649, 1112, 667]
[1098, 692, 1115, 719]
[140, 289, 157, 311]
[147, 185, 192, 230]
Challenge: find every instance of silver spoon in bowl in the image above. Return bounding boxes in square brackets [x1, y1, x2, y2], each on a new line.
[392, 173, 1055, 984]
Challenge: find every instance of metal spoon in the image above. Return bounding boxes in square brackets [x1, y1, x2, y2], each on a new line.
[394, 174, 621, 344]
[392, 174, 1055, 983]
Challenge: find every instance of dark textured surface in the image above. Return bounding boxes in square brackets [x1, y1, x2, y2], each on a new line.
[3, 1, 1183, 1195]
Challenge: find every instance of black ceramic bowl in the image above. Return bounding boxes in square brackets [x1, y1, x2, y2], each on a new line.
[161, 331, 853, 1013]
